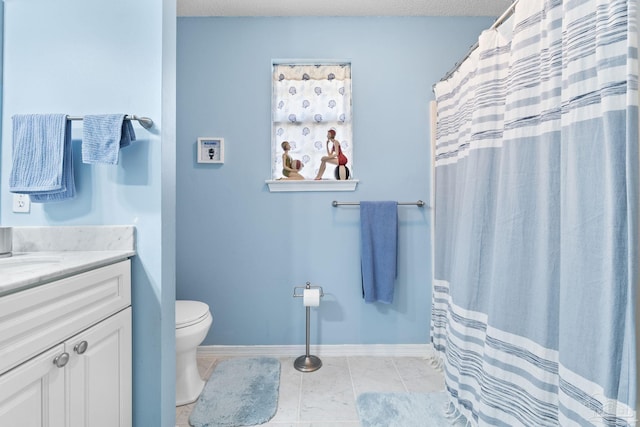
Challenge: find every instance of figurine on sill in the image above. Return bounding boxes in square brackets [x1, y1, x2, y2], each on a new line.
[314, 129, 349, 180]
[280, 141, 305, 180]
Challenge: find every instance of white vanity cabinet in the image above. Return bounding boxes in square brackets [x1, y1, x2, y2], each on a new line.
[0, 259, 132, 427]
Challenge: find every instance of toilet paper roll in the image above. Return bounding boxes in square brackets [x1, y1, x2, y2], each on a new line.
[303, 288, 321, 307]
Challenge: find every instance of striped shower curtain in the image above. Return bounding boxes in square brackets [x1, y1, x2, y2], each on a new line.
[432, 0, 638, 425]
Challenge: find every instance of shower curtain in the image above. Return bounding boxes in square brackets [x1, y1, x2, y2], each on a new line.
[432, 0, 638, 425]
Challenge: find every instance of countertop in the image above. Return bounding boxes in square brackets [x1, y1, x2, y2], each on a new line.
[0, 250, 135, 297]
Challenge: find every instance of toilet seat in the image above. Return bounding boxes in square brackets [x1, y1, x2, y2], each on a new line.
[176, 300, 210, 329]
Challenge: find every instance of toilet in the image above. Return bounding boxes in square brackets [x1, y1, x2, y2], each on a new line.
[175, 300, 213, 406]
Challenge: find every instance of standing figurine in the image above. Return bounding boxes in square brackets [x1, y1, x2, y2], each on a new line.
[314, 129, 347, 180]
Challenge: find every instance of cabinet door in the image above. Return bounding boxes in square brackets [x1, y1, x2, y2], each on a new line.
[0, 344, 66, 427]
[67, 308, 132, 427]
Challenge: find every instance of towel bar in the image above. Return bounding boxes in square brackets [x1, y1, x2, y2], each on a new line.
[66, 114, 154, 129]
[332, 200, 425, 207]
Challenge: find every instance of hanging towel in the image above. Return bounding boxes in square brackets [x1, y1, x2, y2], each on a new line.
[31, 120, 75, 203]
[9, 114, 76, 202]
[360, 201, 398, 304]
[81, 114, 136, 164]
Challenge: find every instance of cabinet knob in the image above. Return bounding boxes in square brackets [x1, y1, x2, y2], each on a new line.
[74, 341, 89, 355]
[53, 352, 70, 368]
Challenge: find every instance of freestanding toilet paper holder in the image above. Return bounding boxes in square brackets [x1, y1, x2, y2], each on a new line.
[292, 282, 324, 372]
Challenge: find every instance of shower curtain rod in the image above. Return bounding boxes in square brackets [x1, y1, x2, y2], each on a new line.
[437, 0, 518, 84]
[332, 200, 425, 207]
[66, 114, 154, 129]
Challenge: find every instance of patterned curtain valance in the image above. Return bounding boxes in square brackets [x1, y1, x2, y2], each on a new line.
[272, 63, 352, 124]
[273, 64, 351, 82]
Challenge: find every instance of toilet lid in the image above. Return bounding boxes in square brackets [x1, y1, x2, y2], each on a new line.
[176, 300, 210, 329]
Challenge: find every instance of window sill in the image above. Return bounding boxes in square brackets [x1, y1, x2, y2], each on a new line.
[265, 179, 359, 192]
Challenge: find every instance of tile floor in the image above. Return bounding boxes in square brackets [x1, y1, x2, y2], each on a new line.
[175, 354, 445, 427]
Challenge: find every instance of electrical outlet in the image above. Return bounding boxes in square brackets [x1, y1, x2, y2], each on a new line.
[12, 194, 30, 213]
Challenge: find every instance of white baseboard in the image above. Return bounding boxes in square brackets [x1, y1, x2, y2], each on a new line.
[197, 343, 434, 358]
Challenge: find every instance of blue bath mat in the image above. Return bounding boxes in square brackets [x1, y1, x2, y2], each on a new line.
[189, 357, 280, 427]
[357, 391, 467, 427]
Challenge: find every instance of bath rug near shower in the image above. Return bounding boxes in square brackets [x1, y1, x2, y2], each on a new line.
[357, 391, 467, 427]
[189, 357, 280, 427]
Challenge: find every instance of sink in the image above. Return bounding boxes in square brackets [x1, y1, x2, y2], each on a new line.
[0, 254, 61, 274]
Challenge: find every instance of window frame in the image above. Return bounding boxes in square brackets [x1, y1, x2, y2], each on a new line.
[267, 60, 357, 192]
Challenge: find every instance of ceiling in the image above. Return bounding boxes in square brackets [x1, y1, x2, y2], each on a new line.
[177, 0, 514, 17]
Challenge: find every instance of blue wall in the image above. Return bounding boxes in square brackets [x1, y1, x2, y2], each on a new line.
[0, 8, 494, 423]
[0, 1, 176, 426]
[176, 17, 492, 346]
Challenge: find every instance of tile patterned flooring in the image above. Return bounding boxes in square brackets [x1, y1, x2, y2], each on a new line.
[176, 354, 445, 427]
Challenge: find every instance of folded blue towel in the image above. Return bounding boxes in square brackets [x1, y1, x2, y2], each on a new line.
[81, 114, 136, 164]
[10, 114, 76, 202]
[360, 201, 398, 304]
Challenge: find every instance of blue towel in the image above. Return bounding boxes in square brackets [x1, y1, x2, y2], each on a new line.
[81, 114, 136, 164]
[10, 114, 76, 202]
[360, 201, 398, 304]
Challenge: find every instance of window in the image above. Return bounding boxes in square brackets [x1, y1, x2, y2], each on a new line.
[271, 63, 353, 181]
